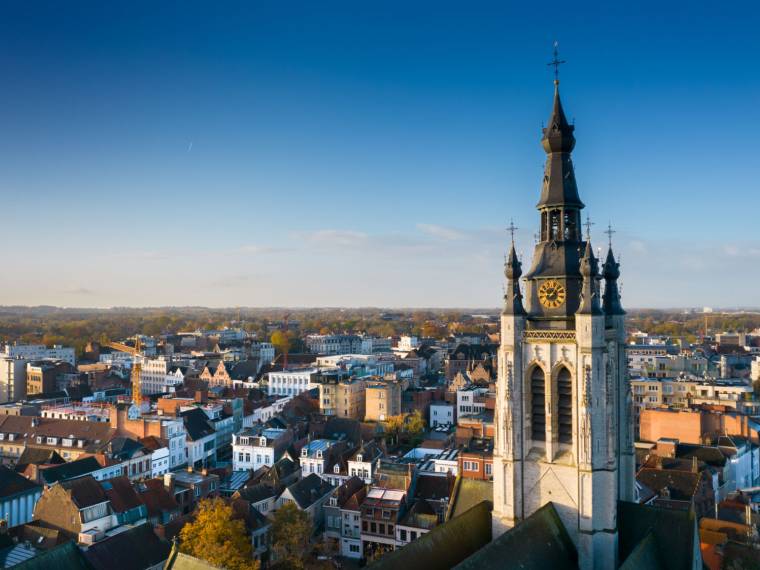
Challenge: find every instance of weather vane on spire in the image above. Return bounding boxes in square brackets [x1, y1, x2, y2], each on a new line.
[547, 41, 566, 83]
[604, 222, 616, 249]
[507, 219, 518, 245]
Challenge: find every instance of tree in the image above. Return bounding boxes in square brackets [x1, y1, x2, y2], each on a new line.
[271, 502, 312, 570]
[406, 409, 426, 438]
[383, 414, 405, 446]
[270, 330, 291, 356]
[179, 498, 259, 570]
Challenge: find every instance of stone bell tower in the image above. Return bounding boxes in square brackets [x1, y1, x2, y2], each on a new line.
[492, 72, 635, 570]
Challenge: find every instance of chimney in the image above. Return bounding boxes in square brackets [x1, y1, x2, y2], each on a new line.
[164, 472, 175, 492]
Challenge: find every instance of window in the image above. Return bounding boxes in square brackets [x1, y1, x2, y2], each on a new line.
[400, 529, 407, 542]
[485, 463, 492, 476]
[531, 367, 546, 442]
[557, 367, 572, 444]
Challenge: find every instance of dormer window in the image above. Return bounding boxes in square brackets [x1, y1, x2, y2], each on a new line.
[317, 450, 323, 458]
[260, 438, 266, 446]
[0, 434, 4, 441]
[356, 455, 363, 462]
[301, 448, 307, 457]
[7, 434, 12, 442]
[46, 437, 58, 445]
[334, 464, 340, 474]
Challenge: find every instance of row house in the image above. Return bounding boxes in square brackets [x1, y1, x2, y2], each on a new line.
[107, 436, 153, 481]
[347, 441, 383, 484]
[242, 396, 292, 427]
[180, 408, 217, 468]
[324, 476, 365, 544]
[232, 426, 292, 472]
[200, 361, 232, 387]
[339, 483, 367, 559]
[25, 417, 115, 462]
[300, 438, 342, 478]
[267, 367, 319, 397]
[360, 487, 406, 558]
[458, 438, 494, 481]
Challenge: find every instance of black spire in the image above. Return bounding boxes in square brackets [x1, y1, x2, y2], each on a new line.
[602, 248, 625, 315]
[503, 243, 526, 316]
[577, 241, 602, 315]
[537, 82, 583, 209]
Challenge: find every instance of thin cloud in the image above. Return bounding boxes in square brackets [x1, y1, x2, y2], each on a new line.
[417, 223, 467, 241]
[299, 229, 369, 247]
[235, 245, 288, 255]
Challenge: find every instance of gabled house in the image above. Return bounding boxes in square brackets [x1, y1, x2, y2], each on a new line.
[100, 476, 147, 525]
[339, 484, 367, 559]
[347, 441, 384, 484]
[324, 476, 365, 542]
[180, 407, 216, 468]
[278, 473, 335, 524]
[33, 475, 116, 541]
[0, 465, 42, 528]
[138, 476, 181, 528]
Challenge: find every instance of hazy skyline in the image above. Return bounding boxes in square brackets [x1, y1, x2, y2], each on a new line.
[1, 2, 759, 308]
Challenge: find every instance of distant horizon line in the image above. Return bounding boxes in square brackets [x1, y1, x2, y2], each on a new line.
[0, 304, 758, 313]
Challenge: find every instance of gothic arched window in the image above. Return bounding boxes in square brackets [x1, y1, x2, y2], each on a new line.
[530, 367, 546, 442]
[557, 368, 573, 444]
[549, 211, 561, 240]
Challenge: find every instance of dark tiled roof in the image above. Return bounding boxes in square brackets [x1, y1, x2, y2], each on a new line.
[40, 456, 102, 485]
[0, 466, 41, 499]
[138, 479, 179, 517]
[414, 473, 454, 502]
[61, 475, 109, 509]
[447, 477, 493, 520]
[286, 473, 334, 509]
[15, 448, 64, 470]
[370, 501, 492, 570]
[675, 443, 728, 467]
[180, 408, 215, 441]
[618, 500, 697, 570]
[83, 523, 171, 570]
[454, 502, 577, 570]
[100, 476, 143, 513]
[234, 483, 279, 504]
[11, 541, 92, 570]
[636, 468, 700, 502]
[107, 436, 147, 460]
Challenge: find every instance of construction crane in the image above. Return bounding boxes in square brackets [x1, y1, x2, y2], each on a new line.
[104, 338, 144, 406]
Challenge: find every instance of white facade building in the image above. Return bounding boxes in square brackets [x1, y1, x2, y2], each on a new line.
[267, 368, 318, 397]
[429, 401, 454, 427]
[232, 427, 289, 471]
[1, 344, 75, 366]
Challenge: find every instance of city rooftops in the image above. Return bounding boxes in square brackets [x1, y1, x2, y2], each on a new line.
[301, 438, 336, 457]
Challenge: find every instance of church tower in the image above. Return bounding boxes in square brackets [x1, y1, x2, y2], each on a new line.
[492, 71, 635, 569]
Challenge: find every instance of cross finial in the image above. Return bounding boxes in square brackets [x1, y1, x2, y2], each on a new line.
[583, 215, 594, 241]
[507, 219, 518, 245]
[604, 221, 616, 249]
[547, 41, 566, 83]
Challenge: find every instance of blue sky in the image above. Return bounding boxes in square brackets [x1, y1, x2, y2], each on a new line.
[0, 1, 758, 308]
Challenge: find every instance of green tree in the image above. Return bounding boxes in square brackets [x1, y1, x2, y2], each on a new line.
[271, 502, 312, 570]
[179, 498, 259, 570]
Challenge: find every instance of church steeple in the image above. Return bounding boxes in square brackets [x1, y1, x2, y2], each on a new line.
[602, 248, 625, 315]
[577, 240, 603, 315]
[537, 82, 583, 210]
[503, 243, 526, 316]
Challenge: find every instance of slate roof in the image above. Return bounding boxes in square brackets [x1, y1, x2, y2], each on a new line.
[399, 498, 439, 530]
[234, 483, 279, 504]
[618, 500, 698, 570]
[15, 448, 65, 470]
[414, 473, 454, 502]
[455, 502, 577, 570]
[447, 477, 493, 520]
[636, 468, 700, 502]
[286, 473, 335, 509]
[82, 523, 171, 570]
[11, 541, 93, 570]
[369, 501, 492, 570]
[61, 475, 109, 509]
[40, 456, 102, 485]
[0, 465, 41, 499]
[107, 436, 147, 460]
[100, 476, 143, 513]
[180, 407, 215, 441]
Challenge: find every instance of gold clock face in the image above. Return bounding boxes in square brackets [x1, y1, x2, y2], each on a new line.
[538, 279, 566, 309]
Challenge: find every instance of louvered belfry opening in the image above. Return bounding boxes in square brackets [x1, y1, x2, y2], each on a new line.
[531, 367, 546, 442]
[557, 367, 573, 444]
